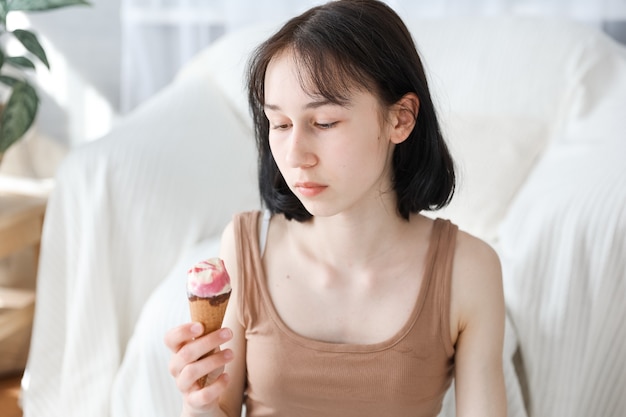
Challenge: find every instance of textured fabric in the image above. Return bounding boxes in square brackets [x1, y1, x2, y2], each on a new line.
[234, 211, 457, 417]
[21, 70, 259, 417]
[499, 141, 626, 417]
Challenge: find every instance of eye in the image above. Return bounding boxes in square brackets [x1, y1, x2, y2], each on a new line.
[315, 121, 338, 129]
[271, 123, 291, 130]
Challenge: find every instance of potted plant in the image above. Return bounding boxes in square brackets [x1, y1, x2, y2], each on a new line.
[0, 0, 90, 163]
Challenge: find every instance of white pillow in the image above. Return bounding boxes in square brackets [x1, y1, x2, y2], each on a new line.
[431, 113, 549, 244]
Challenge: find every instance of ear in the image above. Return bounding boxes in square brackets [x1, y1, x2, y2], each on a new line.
[388, 93, 419, 144]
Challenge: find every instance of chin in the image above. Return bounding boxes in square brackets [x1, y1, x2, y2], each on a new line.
[298, 202, 339, 218]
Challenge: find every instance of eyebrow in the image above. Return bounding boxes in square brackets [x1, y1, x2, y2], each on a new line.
[264, 98, 347, 111]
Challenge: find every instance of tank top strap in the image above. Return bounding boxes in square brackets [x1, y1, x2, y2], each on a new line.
[428, 218, 458, 357]
[233, 210, 263, 327]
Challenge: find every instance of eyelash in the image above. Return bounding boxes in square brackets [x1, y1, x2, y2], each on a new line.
[270, 121, 338, 130]
[315, 122, 338, 129]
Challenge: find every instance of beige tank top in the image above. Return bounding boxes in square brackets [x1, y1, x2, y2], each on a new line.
[234, 211, 457, 417]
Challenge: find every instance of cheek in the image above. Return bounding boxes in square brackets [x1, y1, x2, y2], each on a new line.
[268, 139, 279, 161]
[268, 138, 288, 172]
[359, 125, 391, 162]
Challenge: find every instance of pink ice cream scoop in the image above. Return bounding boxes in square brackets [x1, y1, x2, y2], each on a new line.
[187, 258, 232, 299]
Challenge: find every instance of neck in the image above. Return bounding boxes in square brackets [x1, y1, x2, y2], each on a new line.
[290, 204, 421, 269]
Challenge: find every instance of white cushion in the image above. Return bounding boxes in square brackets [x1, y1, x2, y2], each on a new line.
[432, 114, 549, 243]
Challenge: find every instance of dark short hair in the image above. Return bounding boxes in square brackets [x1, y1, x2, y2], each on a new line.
[247, 0, 455, 222]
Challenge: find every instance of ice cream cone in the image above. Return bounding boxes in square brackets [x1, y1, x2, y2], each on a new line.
[189, 294, 230, 334]
[186, 258, 232, 387]
[188, 293, 230, 387]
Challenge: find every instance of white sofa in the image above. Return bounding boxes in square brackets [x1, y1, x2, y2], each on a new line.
[22, 16, 626, 417]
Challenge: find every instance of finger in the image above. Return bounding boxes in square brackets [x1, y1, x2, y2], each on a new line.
[168, 328, 233, 379]
[184, 373, 230, 411]
[177, 348, 234, 392]
[180, 328, 232, 363]
[164, 322, 204, 352]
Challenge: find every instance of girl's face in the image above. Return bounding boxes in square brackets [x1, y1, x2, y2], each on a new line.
[263, 51, 397, 218]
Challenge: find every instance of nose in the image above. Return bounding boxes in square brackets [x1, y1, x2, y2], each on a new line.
[285, 125, 317, 168]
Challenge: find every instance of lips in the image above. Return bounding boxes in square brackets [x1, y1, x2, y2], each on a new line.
[294, 181, 327, 197]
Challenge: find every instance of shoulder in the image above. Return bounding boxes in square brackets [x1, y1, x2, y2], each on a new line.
[449, 227, 504, 334]
[453, 228, 502, 284]
[218, 210, 266, 287]
[220, 210, 264, 247]
[219, 220, 239, 291]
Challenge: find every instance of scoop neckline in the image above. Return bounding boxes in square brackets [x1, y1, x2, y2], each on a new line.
[250, 212, 442, 353]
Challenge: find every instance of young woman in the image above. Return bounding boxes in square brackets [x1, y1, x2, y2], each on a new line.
[165, 1, 506, 416]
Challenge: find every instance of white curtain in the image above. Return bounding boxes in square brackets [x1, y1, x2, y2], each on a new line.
[120, 0, 223, 112]
[120, 0, 626, 113]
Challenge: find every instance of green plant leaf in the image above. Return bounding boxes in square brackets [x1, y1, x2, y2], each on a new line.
[0, 1, 8, 27]
[0, 49, 4, 70]
[8, 0, 91, 12]
[6, 56, 35, 70]
[0, 81, 39, 153]
[12, 29, 49, 69]
[0, 75, 21, 86]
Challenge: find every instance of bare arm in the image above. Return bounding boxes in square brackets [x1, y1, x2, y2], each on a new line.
[164, 221, 247, 417]
[451, 233, 506, 417]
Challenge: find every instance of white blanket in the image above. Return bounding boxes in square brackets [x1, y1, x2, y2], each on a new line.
[499, 141, 626, 417]
[21, 71, 259, 417]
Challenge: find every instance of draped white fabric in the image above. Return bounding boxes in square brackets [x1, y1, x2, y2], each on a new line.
[120, 0, 626, 112]
[21, 68, 260, 417]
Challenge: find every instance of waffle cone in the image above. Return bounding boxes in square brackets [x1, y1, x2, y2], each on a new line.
[188, 292, 231, 387]
[189, 296, 230, 334]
